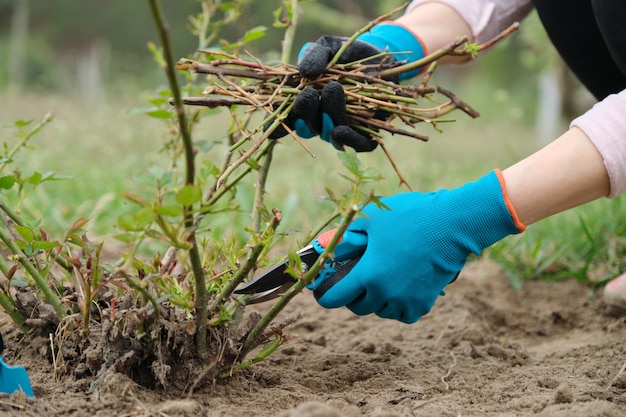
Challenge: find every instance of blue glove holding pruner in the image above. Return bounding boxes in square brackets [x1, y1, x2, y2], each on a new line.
[235, 171, 525, 324]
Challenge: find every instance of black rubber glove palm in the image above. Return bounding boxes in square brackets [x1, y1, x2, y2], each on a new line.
[268, 80, 380, 152]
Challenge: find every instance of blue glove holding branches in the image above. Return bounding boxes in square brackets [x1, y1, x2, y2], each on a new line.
[308, 170, 526, 324]
[268, 22, 427, 152]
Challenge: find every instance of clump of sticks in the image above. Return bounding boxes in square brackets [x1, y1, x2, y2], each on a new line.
[175, 6, 519, 188]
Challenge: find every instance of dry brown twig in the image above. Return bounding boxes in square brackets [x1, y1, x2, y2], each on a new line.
[175, 22, 519, 186]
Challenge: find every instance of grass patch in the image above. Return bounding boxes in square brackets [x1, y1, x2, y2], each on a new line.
[489, 195, 626, 290]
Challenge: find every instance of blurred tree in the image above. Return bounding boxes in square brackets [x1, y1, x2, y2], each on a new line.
[7, 0, 29, 94]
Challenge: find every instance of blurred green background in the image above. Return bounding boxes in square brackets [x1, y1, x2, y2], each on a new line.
[1, 0, 623, 286]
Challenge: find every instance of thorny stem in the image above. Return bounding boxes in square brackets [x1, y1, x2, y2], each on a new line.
[300, 210, 341, 247]
[379, 35, 468, 79]
[0, 291, 26, 329]
[374, 138, 413, 190]
[202, 140, 276, 214]
[281, 0, 299, 65]
[251, 141, 277, 233]
[0, 195, 72, 275]
[208, 209, 282, 316]
[0, 225, 66, 319]
[450, 22, 520, 56]
[239, 204, 363, 360]
[0, 251, 27, 328]
[0, 200, 22, 226]
[216, 100, 295, 189]
[148, 0, 208, 355]
[326, 3, 408, 69]
[0, 111, 53, 173]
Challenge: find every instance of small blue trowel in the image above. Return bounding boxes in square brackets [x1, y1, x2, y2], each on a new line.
[0, 332, 34, 397]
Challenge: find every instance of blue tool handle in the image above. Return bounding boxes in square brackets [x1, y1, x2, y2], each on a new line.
[312, 228, 367, 261]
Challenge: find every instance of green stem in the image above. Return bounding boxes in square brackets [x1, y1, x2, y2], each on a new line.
[0, 291, 26, 329]
[0, 200, 23, 225]
[208, 210, 282, 316]
[281, 0, 299, 65]
[0, 112, 53, 173]
[239, 204, 361, 360]
[379, 35, 467, 79]
[0, 226, 66, 319]
[148, 0, 207, 355]
[0, 254, 27, 329]
[300, 210, 340, 247]
[251, 141, 276, 233]
[326, 3, 407, 69]
[217, 100, 294, 190]
[198, 139, 275, 226]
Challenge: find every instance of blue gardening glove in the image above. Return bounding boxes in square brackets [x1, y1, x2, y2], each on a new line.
[268, 22, 426, 152]
[309, 170, 526, 324]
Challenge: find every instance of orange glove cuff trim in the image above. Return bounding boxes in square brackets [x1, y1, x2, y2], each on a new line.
[495, 169, 527, 232]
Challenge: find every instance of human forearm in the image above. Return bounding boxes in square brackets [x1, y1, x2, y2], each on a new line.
[502, 128, 610, 226]
[395, 2, 473, 64]
[403, 0, 533, 45]
[504, 88, 626, 225]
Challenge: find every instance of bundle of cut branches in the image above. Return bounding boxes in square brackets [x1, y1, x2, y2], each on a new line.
[175, 15, 519, 149]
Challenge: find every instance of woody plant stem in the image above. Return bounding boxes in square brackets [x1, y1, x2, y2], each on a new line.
[148, 0, 208, 356]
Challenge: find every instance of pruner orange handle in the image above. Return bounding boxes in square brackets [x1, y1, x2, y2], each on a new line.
[312, 228, 367, 261]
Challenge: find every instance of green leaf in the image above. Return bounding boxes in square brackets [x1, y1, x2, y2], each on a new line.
[129, 106, 160, 115]
[176, 185, 202, 206]
[10, 278, 29, 288]
[40, 171, 72, 182]
[28, 171, 42, 186]
[121, 192, 149, 207]
[154, 205, 183, 217]
[23, 244, 34, 256]
[145, 228, 170, 242]
[273, 7, 287, 28]
[33, 241, 60, 251]
[147, 41, 166, 68]
[25, 171, 70, 186]
[113, 233, 134, 243]
[131, 172, 160, 186]
[118, 208, 157, 231]
[147, 165, 166, 178]
[14, 120, 33, 128]
[146, 110, 171, 119]
[241, 26, 267, 44]
[0, 176, 16, 189]
[338, 148, 362, 177]
[14, 225, 34, 243]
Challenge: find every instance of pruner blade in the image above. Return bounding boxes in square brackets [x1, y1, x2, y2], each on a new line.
[233, 245, 320, 303]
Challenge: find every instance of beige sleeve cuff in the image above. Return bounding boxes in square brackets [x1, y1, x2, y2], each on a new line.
[406, 0, 534, 44]
[571, 90, 626, 198]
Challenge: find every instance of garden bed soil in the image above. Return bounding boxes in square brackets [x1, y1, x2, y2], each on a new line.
[2, 259, 625, 416]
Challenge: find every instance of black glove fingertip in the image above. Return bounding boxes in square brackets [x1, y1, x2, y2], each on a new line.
[265, 111, 294, 139]
[320, 81, 349, 126]
[298, 42, 334, 79]
[331, 125, 378, 152]
[294, 87, 322, 134]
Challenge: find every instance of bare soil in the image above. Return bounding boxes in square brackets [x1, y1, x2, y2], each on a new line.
[2, 259, 626, 417]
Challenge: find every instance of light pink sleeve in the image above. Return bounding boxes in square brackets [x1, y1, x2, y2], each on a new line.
[406, 0, 534, 44]
[570, 90, 626, 198]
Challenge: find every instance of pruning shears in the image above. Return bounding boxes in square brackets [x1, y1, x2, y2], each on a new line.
[234, 228, 367, 303]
